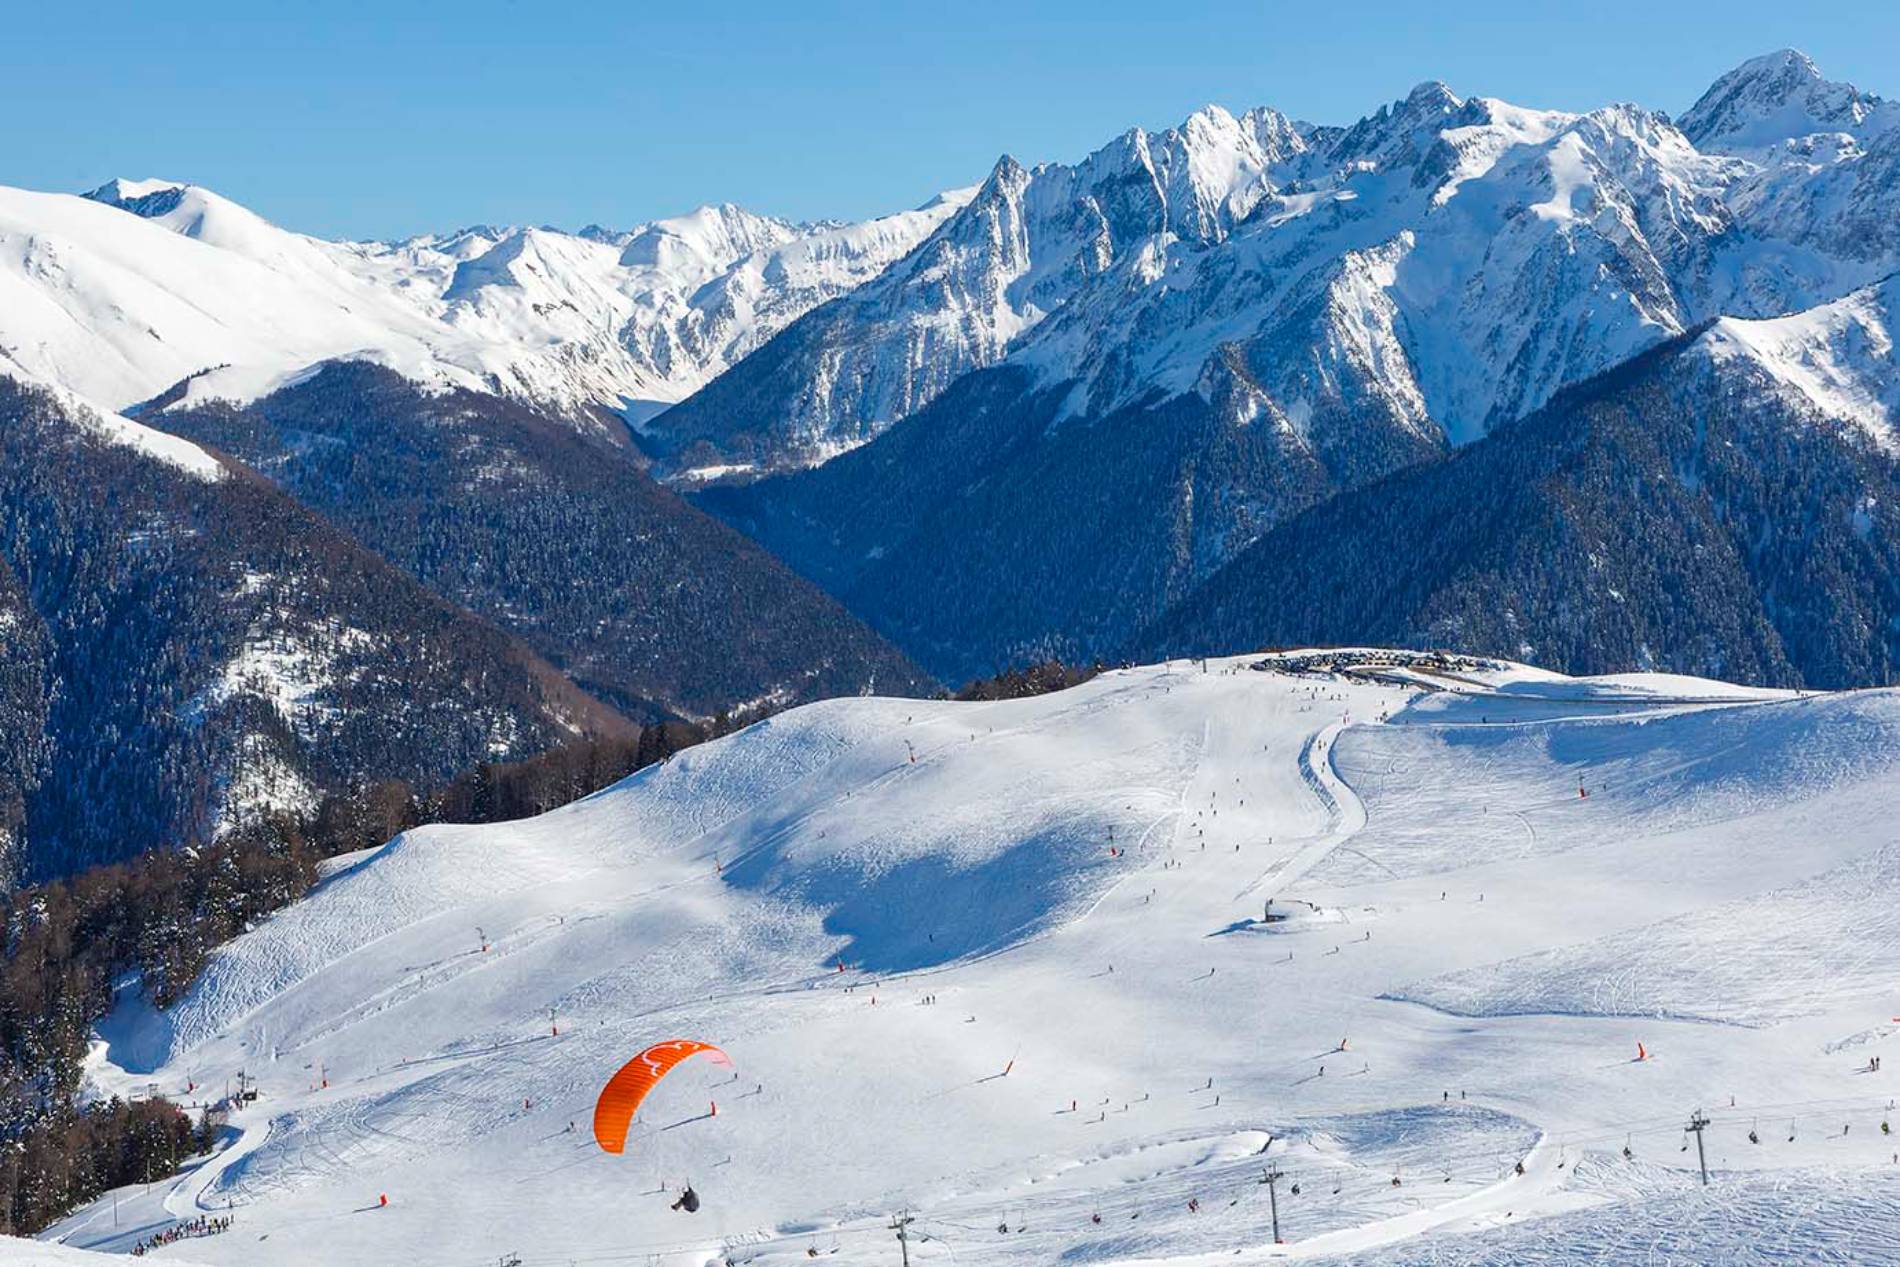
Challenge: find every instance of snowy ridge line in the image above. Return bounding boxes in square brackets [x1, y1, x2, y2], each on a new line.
[4, 180, 970, 421]
[652, 52, 1900, 484]
[0, 356, 226, 480]
[17, 49, 1900, 488]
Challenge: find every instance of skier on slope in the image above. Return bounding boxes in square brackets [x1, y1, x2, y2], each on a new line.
[671, 1185, 701, 1213]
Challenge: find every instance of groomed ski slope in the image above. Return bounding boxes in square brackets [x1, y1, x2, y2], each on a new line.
[0, 1239, 207, 1266]
[45, 654, 1900, 1265]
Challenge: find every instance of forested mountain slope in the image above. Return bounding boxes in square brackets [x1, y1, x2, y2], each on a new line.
[700, 362, 1439, 681]
[1141, 295, 1900, 687]
[0, 372, 629, 880]
[156, 363, 929, 720]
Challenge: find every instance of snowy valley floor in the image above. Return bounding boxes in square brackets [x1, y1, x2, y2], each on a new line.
[37, 655, 1900, 1265]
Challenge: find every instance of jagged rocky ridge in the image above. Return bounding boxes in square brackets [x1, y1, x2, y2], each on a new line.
[656, 53, 1900, 473]
[697, 51, 1900, 681]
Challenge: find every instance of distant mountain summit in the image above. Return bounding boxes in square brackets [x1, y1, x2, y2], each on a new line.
[0, 175, 967, 427]
[701, 52, 1900, 681]
[645, 104, 1311, 472]
[1679, 48, 1896, 152]
[2, 51, 1897, 868]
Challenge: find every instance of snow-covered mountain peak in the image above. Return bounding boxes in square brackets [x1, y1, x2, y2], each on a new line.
[1404, 78, 1463, 112]
[979, 151, 1032, 192]
[1178, 100, 1242, 137]
[439, 223, 611, 304]
[83, 176, 190, 215]
[1324, 80, 1471, 171]
[1700, 271, 1900, 448]
[1681, 48, 1895, 153]
[1239, 104, 1311, 162]
[0, 176, 961, 421]
[81, 177, 298, 258]
[615, 202, 799, 275]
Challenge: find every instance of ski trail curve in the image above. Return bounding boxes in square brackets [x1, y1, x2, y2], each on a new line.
[1235, 721, 1369, 903]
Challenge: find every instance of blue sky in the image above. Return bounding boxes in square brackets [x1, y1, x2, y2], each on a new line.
[5, 1, 1889, 239]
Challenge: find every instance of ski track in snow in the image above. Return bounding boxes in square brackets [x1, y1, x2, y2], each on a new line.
[44, 656, 1900, 1267]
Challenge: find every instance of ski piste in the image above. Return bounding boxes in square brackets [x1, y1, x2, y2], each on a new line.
[40, 652, 1900, 1265]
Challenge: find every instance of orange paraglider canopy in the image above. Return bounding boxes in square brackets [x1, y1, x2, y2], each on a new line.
[593, 1040, 730, 1154]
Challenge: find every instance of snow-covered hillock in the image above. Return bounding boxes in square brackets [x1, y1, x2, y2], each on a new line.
[48, 655, 1900, 1265]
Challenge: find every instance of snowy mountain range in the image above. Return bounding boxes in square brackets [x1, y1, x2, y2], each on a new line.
[657, 49, 1900, 476]
[0, 176, 963, 428]
[697, 51, 1900, 680]
[0, 182, 954, 872]
[6, 49, 1895, 477]
[1, 48, 1898, 869]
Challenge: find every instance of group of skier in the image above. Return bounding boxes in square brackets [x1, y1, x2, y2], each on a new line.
[130, 1214, 231, 1255]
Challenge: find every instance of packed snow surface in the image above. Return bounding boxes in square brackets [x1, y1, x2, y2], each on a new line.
[49, 655, 1900, 1265]
[0, 1239, 207, 1267]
